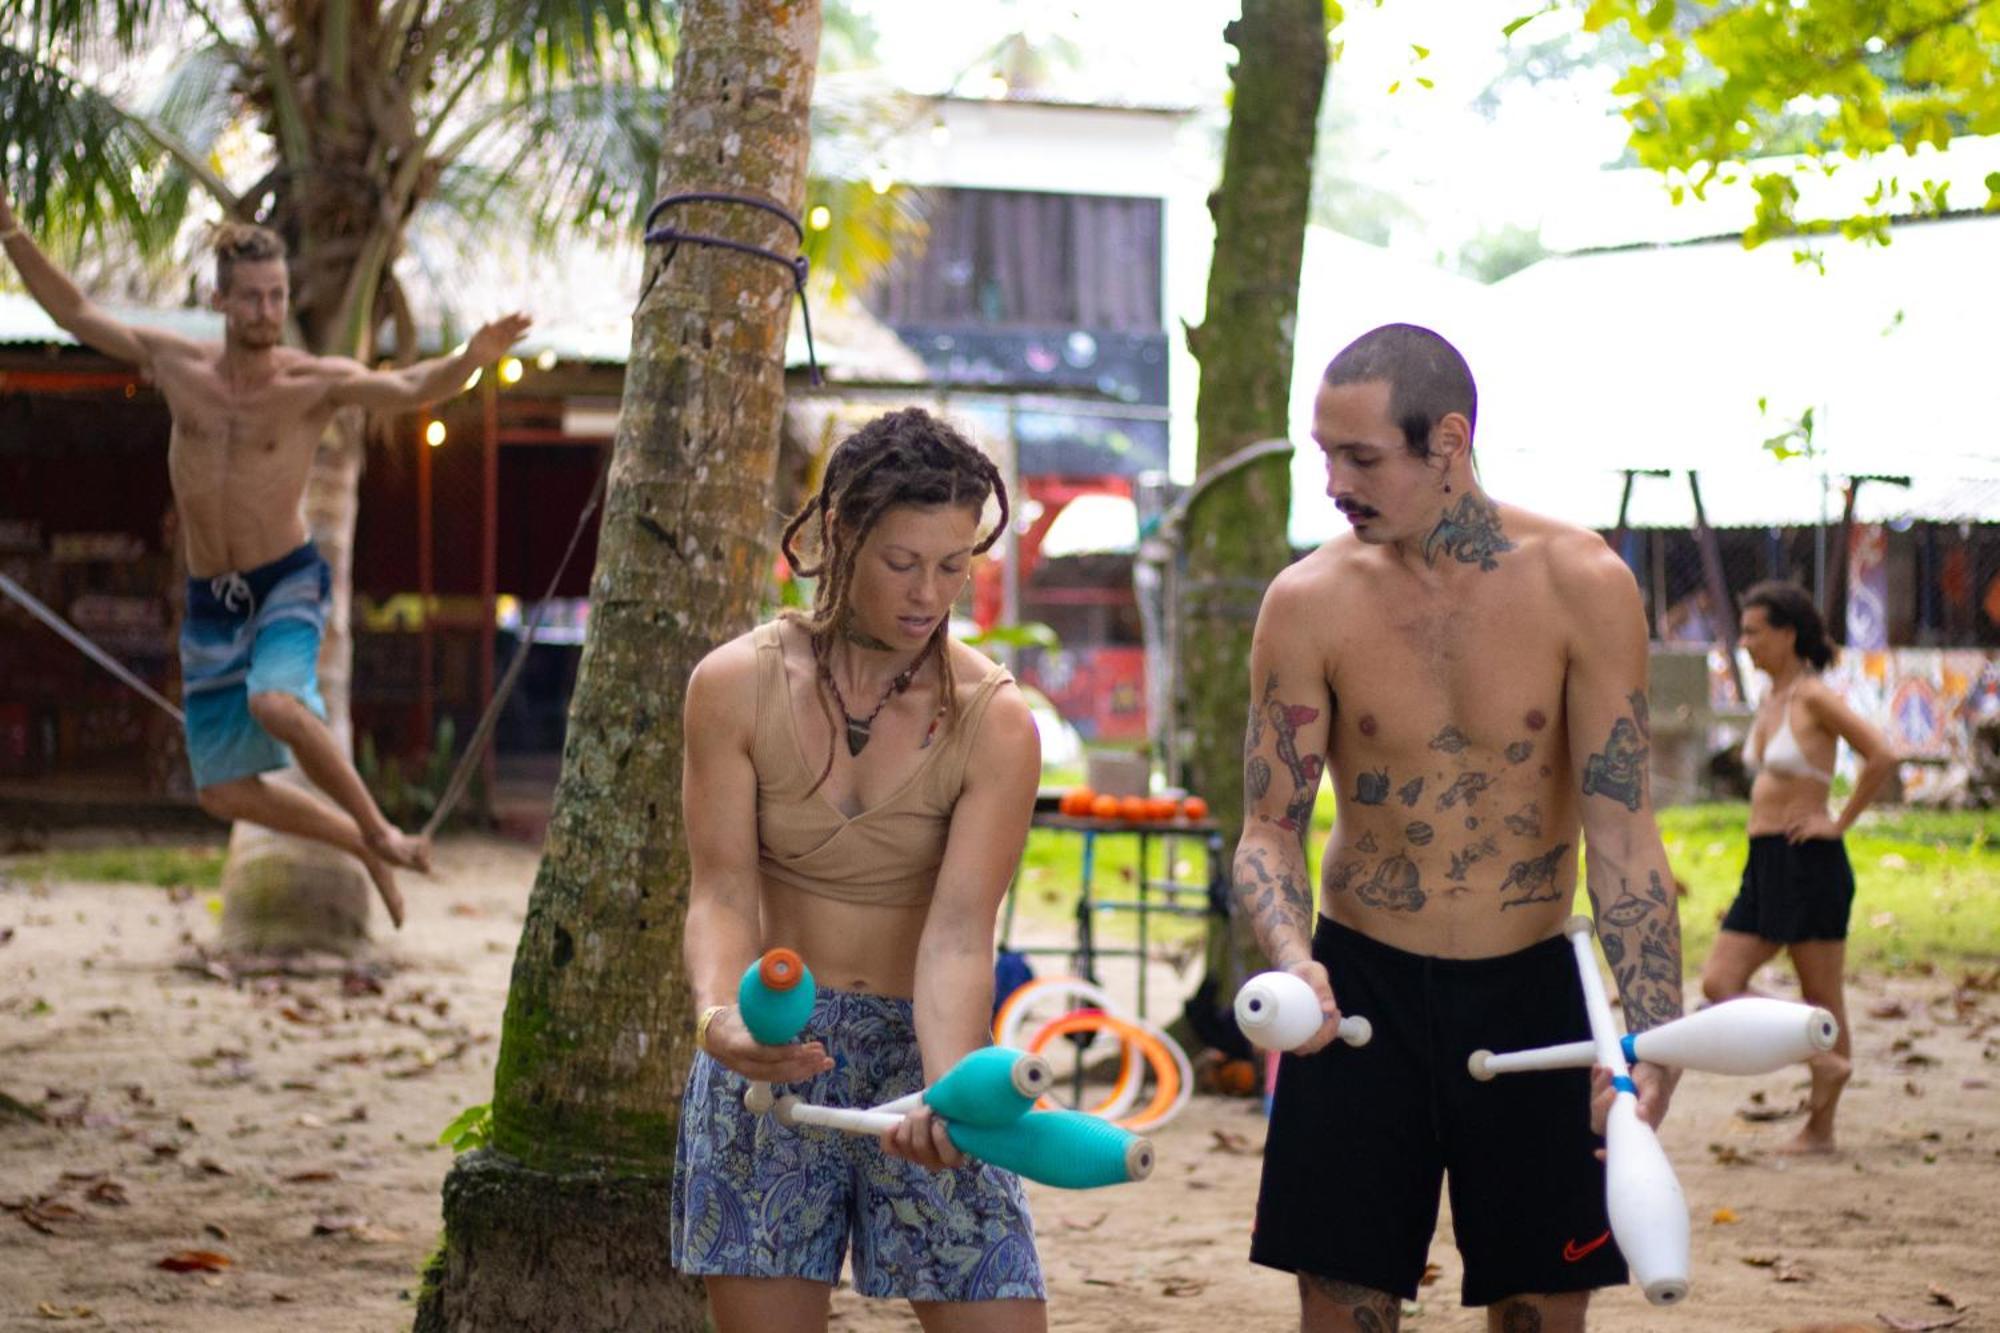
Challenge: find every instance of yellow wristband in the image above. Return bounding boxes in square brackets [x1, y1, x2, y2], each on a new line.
[694, 1003, 729, 1053]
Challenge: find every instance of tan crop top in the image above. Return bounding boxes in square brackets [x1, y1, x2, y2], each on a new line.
[751, 621, 1014, 908]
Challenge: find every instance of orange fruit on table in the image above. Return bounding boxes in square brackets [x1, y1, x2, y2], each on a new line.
[1118, 794, 1149, 823]
[1089, 794, 1121, 820]
[1147, 795, 1177, 821]
[1181, 795, 1209, 820]
[1057, 789, 1083, 817]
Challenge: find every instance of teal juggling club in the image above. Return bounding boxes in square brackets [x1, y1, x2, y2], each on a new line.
[738, 947, 815, 1114]
[772, 1098, 1155, 1190]
[869, 1046, 1054, 1127]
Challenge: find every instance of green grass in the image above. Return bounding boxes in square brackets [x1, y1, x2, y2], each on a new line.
[1011, 792, 2000, 974]
[2, 843, 226, 890]
[1659, 804, 2000, 972]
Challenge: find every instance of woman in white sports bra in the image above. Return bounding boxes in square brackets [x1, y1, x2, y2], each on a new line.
[1699, 582, 1899, 1153]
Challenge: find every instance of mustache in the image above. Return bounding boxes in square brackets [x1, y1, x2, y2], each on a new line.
[1336, 502, 1379, 518]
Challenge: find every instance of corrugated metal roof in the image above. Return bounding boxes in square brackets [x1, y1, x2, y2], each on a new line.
[0, 292, 221, 346]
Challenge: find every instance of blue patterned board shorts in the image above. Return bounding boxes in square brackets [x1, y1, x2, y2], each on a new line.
[671, 989, 1045, 1302]
[180, 542, 330, 790]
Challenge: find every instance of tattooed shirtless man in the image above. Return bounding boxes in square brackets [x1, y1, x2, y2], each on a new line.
[1235, 325, 1684, 1333]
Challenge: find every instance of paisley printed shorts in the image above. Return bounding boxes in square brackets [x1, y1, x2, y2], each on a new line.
[670, 989, 1045, 1302]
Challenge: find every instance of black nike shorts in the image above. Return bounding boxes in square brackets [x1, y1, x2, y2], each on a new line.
[1250, 917, 1628, 1307]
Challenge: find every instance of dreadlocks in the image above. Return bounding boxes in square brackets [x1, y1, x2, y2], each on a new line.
[779, 407, 1010, 794]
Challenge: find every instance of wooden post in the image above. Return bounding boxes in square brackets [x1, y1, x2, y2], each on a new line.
[417, 416, 435, 749]
[480, 374, 500, 805]
[1687, 470, 1746, 704]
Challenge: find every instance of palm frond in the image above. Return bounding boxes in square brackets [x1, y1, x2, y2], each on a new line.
[800, 175, 928, 303]
[442, 79, 669, 244]
[0, 41, 186, 255]
[416, 0, 675, 93]
[0, 0, 187, 60]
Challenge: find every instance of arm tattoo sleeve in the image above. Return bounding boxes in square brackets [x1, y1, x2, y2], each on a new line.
[1587, 858, 1683, 1032]
[1581, 693, 1651, 811]
[1233, 845, 1316, 968]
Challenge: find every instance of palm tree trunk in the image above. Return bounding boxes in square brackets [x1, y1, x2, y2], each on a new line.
[1181, 0, 1325, 993]
[217, 410, 376, 954]
[417, 2, 821, 1325]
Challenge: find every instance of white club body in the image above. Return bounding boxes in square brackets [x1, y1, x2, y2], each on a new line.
[1625, 997, 1838, 1073]
[773, 1097, 903, 1135]
[1467, 997, 1839, 1080]
[1234, 971, 1372, 1052]
[1563, 916, 1689, 1307]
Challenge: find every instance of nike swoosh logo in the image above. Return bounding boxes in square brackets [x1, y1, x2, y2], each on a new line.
[1563, 1231, 1612, 1263]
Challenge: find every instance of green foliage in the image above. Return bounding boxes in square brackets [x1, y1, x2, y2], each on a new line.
[438, 1101, 494, 1153]
[358, 716, 482, 831]
[1, 1, 913, 325]
[1577, 0, 2000, 245]
[963, 621, 1061, 652]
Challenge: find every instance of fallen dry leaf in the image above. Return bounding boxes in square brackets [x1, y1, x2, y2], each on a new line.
[1208, 1129, 1254, 1155]
[1711, 1207, 1740, 1225]
[83, 1179, 128, 1207]
[203, 1222, 230, 1241]
[283, 1169, 340, 1184]
[19, 1200, 85, 1235]
[1878, 1313, 1969, 1331]
[1058, 1213, 1107, 1232]
[1774, 1258, 1813, 1282]
[1708, 1142, 1758, 1166]
[311, 1213, 370, 1236]
[157, 1249, 232, 1273]
[1926, 1284, 1965, 1311]
[1160, 1277, 1208, 1297]
[1870, 999, 1910, 1020]
[34, 1302, 93, 1320]
[1419, 1261, 1443, 1287]
[1742, 1254, 1780, 1268]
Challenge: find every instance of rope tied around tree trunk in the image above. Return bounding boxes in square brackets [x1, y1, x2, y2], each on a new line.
[643, 191, 821, 386]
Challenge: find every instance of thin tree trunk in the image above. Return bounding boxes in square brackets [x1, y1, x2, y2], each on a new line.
[217, 411, 376, 954]
[1180, 0, 1325, 996]
[215, 0, 412, 953]
[418, 2, 821, 1325]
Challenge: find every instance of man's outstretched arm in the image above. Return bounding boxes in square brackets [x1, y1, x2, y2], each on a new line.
[325, 312, 533, 413]
[2, 187, 161, 372]
[1233, 571, 1340, 1047]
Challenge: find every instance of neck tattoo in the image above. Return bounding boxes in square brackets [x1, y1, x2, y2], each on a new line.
[828, 639, 936, 756]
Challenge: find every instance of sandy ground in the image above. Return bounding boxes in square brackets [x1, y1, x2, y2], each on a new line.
[1, 833, 1996, 1333]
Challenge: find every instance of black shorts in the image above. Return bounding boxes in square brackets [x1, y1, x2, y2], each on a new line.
[1251, 918, 1626, 1307]
[1719, 836, 1855, 943]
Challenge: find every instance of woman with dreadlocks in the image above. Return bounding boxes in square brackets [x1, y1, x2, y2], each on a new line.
[670, 407, 1046, 1330]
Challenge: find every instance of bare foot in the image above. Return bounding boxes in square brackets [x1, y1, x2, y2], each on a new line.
[361, 852, 407, 931]
[1774, 1124, 1839, 1155]
[1775, 1051, 1851, 1155]
[367, 827, 432, 875]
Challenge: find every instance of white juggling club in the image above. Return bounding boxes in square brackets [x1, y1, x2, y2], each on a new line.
[1467, 996, 1838, 1081]
[1233, 970, 1372, 1052]
[1563, 915, 1690, 1307]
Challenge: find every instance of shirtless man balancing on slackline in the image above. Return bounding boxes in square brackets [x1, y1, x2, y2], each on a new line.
[3, 184, 529, 926]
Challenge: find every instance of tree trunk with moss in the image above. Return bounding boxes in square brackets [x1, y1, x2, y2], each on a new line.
[1181, 0, 1325, 996]
[416, 2, 821, 1326]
